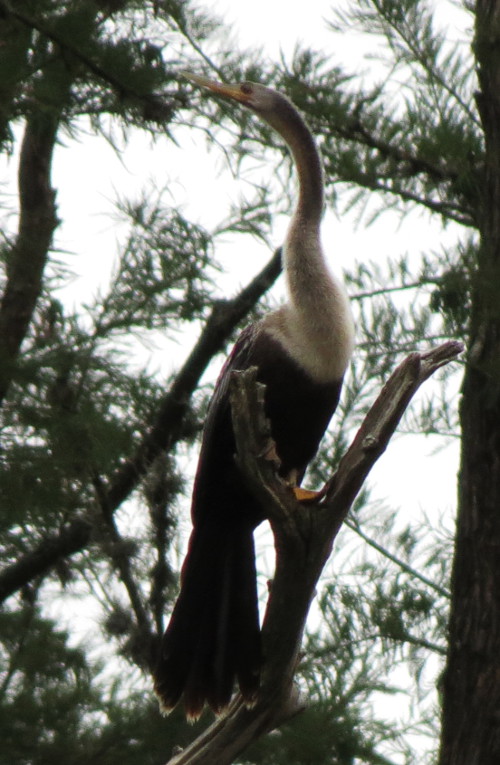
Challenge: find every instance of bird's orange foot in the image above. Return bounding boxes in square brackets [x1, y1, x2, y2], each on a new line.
[292, 486, 322, 503]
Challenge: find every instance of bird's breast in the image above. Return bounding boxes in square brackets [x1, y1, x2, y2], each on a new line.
[261, 300, 354, 384]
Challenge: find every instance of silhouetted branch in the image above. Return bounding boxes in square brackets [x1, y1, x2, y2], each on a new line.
[0, 519, 92, 604]
[354, 180, 473, 227]
[0, 113, 59, 404]
[164, 340, 462, 765]
[92, 473, 155, 669]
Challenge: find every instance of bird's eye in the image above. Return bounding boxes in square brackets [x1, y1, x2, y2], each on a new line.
[240, 83, 252, 95]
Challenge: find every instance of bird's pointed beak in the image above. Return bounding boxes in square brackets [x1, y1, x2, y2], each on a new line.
[180, 71, 251, 105]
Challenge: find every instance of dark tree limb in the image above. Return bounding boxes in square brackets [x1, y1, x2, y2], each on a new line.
[92, 473, 156, 669]
[164, 340, 462, 765]
[0, 7, 31, 146]
[0, 112, 59, 404]
[0, 519, 92, 604]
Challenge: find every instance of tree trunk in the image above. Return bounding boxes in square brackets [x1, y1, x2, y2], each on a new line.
[438, 3, 500, 762]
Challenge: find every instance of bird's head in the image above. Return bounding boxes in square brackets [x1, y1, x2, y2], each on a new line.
[180, 70, 319, 204]
[181, 71, 282, 118]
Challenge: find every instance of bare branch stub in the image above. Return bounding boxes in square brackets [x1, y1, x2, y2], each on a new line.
[323, 340, 464, 537]
[164, 341, 463, 765]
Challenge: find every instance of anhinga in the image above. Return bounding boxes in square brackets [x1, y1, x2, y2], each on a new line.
[153, 73, 355, 719]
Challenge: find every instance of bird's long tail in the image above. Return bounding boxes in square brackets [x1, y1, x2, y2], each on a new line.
[153, 521, 261, 719]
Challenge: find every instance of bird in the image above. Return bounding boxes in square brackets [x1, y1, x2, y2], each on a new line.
[153, 72, 355, 720]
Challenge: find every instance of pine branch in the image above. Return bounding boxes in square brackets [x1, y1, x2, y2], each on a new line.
[164, 340, 462, 765]
[0, 596, 38, 701]
[105, 248, 282, 513]
[169, 7, 226, 82]
[0, 0, 179, 123]
[334, 117, 459, 186]
[387, 631, 447, 657]
[323, 110, 476, 226]
[351, 278, 440, 300]
[343, 173, 474, 227]
[373, 1, 479, 129]
[344, 517, 451, 599]
[0, 250, 281, 604]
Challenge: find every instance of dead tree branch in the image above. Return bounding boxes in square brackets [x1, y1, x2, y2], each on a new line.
[164, 340, 462, 765]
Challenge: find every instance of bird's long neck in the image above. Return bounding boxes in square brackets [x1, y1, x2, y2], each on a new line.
[267, 100, 354, 382]
[282, 107, 324, 226]
[282, 110, 328, 310]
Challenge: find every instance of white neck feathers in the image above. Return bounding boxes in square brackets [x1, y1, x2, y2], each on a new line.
[259, 91, 355, 383]
[263, 217, 354, 383]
